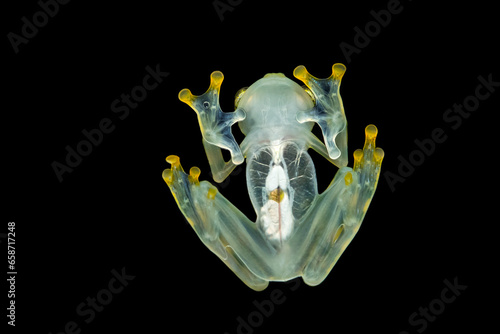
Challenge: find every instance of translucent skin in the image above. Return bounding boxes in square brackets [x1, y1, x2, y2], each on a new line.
[164, 64, 384, 291]
[237, 73, 314, 136]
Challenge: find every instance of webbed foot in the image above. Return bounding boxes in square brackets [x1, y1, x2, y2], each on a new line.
[162, 155, 273, 291]
[293, 64, 348, 167]
[298, 125, 383, 286]
[351, 124, 384, 216]
[179, 71, 246, 165]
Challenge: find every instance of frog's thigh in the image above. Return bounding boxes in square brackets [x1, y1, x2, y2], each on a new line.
[163, 155, 273, 291]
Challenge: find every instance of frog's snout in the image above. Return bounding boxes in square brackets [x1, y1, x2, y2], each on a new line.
[263, 73, 286, 78]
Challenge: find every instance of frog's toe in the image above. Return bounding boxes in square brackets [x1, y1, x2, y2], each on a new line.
[353, 125, 384, 190]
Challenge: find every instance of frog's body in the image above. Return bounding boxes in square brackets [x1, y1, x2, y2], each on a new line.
[238, 73, 316, 247]
[163, 64, 384, 291]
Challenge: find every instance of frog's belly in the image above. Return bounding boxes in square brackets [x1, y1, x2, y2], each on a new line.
[258, 163, 294, 245]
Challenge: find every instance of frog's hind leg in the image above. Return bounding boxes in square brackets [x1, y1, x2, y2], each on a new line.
[293, 125, 384, 286]
[163, 155, 274, 291]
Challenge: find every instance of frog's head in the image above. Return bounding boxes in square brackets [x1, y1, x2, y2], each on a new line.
[235, 72, 315, 135]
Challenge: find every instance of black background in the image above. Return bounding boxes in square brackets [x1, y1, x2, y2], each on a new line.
[3, 0, 497, 333]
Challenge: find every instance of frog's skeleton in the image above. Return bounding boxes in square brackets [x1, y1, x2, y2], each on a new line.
[163, 64, 384, 291]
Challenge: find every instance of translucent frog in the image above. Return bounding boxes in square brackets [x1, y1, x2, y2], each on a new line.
[162, 64, 384, 291]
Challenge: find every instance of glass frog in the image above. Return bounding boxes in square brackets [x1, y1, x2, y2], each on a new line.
[162, 64, 384, 291]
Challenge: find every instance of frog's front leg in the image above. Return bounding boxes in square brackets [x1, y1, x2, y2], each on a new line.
[293, 64, 348, 167]
[295, 125, 384, 286]
[162, 155, 275, 291]
[179, 71, 246, 182]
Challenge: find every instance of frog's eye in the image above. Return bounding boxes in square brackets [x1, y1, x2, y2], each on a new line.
[234, 87, 248, 109]
[302, 85, 316, 106]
